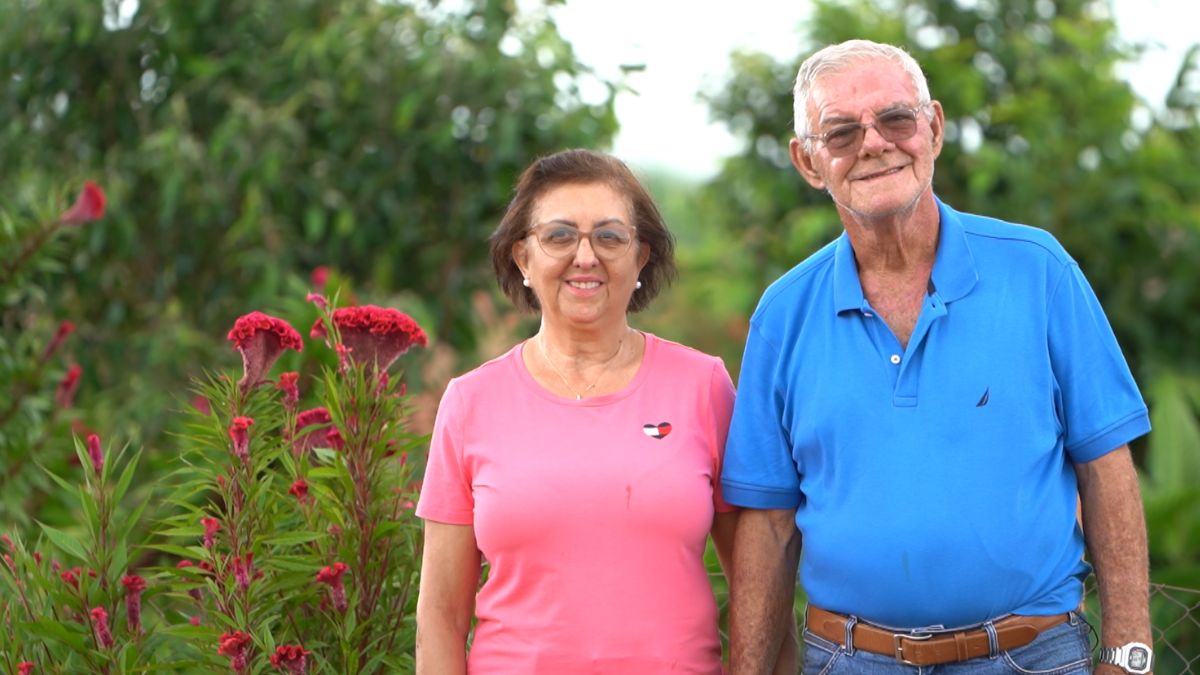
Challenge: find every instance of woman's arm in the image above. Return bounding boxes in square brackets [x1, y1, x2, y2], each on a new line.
[416, 521, 482, 675]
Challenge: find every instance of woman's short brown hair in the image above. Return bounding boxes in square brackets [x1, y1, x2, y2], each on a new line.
[489, 149, 676, 313]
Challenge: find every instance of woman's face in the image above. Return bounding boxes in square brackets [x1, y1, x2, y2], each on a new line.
[513, 182, 649, 330]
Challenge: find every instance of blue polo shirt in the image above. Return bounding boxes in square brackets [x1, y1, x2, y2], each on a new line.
[722, 198, 1150, 628]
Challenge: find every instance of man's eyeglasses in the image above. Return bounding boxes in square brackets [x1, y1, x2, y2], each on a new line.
[529, 223, 637, 260]
[804, 104, 929, 156]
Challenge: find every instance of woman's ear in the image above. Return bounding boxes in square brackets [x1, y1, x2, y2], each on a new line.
[512, 240, 530, 280]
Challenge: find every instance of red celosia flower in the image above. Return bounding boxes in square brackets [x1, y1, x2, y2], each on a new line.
[17, 661, 33, 675]
[2, 553, 14, 572]
[309, 318, 326, 340]
[276, 371, 300, 409]
[233, 553, 254, 591]
[311, 266, 330, 291]
[55, 364, 82, 408]
[1, 533, 11, 551]
[288, 478, 309, 504]
[217, 630, 253, 673]
[121, 575, 146, 632]
[61, 567, 81, 588]
[305, 292, 327, 310]
[59, 181, 106, 226]
[229, 416, 254, 461]
[85, 433, 104, 475]
[326, 427, 345, 451]
[191, 395, 212, 416]
[270, 644, 312, 674]
[227, 312, 303, 393]
[292, 407, 334, 455]
[190, 615, 201, 626]
[90, 606, 114, 648]
[42, 320, 74, 362]
[201, 517, 221, 549]
[330, 305, 428, 371]
[315, 562, 349, 614]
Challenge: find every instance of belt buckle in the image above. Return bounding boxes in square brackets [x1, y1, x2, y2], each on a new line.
[894, 631, 933, 665]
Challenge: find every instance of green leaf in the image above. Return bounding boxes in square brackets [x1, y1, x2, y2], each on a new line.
[37, 521, 89, 562]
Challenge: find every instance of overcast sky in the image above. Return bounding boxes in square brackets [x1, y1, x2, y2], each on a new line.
[550, 0, 1196, 179]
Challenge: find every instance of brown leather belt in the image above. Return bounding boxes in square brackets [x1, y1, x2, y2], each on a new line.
[805, 606, 1070, 666]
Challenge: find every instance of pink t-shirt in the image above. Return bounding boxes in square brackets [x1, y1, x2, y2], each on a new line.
[417, 333, 735, 674]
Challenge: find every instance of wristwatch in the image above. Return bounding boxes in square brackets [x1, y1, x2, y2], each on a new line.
[1099, 642, 1154, 674]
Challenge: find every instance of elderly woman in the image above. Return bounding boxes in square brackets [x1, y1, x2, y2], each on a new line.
[415, 149, 738, 673]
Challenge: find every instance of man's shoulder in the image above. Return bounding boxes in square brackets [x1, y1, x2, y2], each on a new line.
[754, 237, 840, 318]
[950, 205, 1074, 266]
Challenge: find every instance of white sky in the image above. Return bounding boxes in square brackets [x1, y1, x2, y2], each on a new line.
[550, 0, 1197, 179]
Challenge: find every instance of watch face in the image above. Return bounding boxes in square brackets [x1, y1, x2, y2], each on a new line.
[1129, 647, 1150, 670]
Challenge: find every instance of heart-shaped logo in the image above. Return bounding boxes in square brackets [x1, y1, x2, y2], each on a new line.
[642, 422, 672, 440]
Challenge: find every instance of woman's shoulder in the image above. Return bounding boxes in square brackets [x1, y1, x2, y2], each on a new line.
[445, 343, 523, 395]
[643, 332, 726, 374]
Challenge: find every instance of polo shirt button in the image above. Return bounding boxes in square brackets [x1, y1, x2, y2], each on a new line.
[890, 354, 901, 364]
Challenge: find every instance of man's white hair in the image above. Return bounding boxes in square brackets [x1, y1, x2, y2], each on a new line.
[793, 39, 932, 153]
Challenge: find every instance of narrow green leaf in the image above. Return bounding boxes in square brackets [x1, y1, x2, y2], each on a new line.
[37, 521, 89, 562]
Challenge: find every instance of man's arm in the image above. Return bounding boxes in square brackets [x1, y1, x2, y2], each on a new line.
[729, 507, 801, 675]
[1075, 445, 1153, 674]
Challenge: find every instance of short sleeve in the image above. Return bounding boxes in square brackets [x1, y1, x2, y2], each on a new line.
[415, 378, 476, 524]
[707, 359, 737, 514]
[721, 322, 804, 509]
[1047, 262, 1150, 463]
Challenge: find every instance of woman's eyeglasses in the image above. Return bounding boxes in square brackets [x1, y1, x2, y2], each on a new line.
[804, 104, 928, 156]
[529, 224, 636, 260]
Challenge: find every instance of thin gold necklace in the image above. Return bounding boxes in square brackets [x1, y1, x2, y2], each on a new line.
[537, 332, 625, 401]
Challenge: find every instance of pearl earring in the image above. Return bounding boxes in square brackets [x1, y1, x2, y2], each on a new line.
[522, 278, 531, 287]
[635, 280, 642, 290]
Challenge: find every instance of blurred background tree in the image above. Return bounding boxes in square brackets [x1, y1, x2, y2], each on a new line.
[0, 0, 616, 516]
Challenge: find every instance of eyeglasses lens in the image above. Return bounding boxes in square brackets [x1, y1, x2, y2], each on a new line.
[534, 225, 634, 260]
[823, 109, 920, 156]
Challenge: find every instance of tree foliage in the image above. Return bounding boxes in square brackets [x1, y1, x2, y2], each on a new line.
[0, 0, 618, 442]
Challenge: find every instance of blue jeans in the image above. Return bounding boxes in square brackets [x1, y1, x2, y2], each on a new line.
[802, 612, 1093, 674]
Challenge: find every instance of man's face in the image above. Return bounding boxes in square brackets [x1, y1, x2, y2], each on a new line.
[790, 58, 944, 223]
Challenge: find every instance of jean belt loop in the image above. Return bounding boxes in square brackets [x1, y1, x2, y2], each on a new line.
[983, 620, 1000, 658]
[843, 615, 858, 656]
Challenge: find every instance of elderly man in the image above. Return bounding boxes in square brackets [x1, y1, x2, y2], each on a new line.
[722, 40, 1153, 674]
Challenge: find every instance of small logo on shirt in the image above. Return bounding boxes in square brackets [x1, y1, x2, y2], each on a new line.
[976, 388, 990, 407]
[642, 422, 672, 439]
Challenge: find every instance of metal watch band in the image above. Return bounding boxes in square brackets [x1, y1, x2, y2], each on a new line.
[1099, 642, 1154, 674]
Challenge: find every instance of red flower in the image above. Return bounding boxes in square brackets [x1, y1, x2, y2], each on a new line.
[309, 318, 326, 340]
[315, 561, 349, 614]
[305, 292, 327, 310]
[330, 305, 427, 371]
[229, 416, 254, 461]
[85, 433, 104, 475]
[293, 407, 334, 455]
[90, 606, 114, 648]
[276, 372, 300, 409]
[311, 266, 330, 291]
[55, 364, 82, 408]
[121, 575, 146, 632]
[189, 615, 201, 626]
[288, 478, 310, 504]
[42, 320, 74, 361]
[60, 567, 81, 588]
[1, 533, 11, 551]
[232, 552, 254, 591]
[17, 662, 33, 675]
[227, 312, 303, 393]
[190, 395, 211, 416]
[217, 630, 253, 673]
[270, 644, 312, 674]
[201, 516, 221, 549]
[59, 181, 106, 226]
